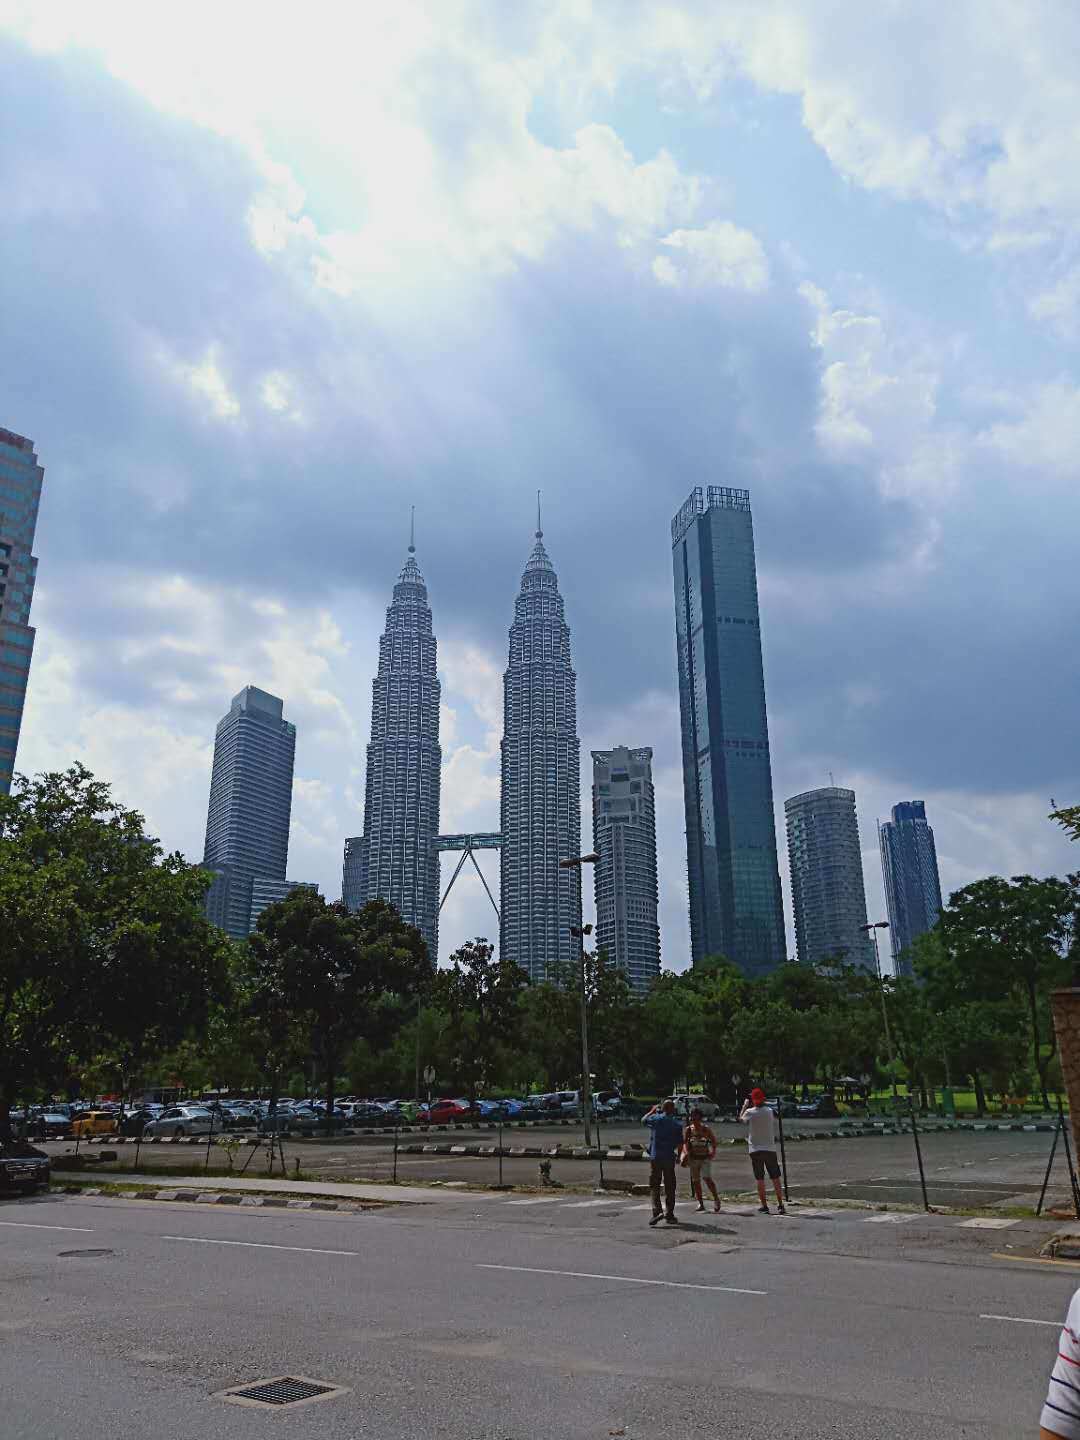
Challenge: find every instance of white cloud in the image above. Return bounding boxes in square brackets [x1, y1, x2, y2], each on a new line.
[653, 218, 769, 292]
[980, 381, 1080, 478]
[259, 369, 303, 421]
[1029, 267, 1080, 337]
[168, 344, 240, 421]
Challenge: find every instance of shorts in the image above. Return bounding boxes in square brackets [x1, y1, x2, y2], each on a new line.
[688, 1156, 712, 1180]
[751, 1150, 781, 1181]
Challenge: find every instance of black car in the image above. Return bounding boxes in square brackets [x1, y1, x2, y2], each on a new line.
[797, 1095, 841, 1119]
[118, 1108, 157, 1137]
[0, 1140, 51, 1195]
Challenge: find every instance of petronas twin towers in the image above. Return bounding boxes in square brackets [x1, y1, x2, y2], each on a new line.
[350, 518, 580, 979]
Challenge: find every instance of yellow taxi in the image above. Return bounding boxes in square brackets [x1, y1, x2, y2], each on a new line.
[71, 1110, 118, 1138]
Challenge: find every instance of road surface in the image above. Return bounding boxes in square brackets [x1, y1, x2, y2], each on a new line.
[1, 1181, 1073, 1437]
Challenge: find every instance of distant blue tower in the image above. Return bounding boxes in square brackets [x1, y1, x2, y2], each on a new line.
[879, 801, 943, 977]
[0, 425, 43, 793]
[671, 486, 785, 976]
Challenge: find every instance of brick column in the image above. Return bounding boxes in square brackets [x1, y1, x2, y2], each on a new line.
[1051, 989, 1080, 1154]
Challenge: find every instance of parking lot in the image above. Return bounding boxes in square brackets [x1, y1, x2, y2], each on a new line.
[36, 1119, 1075, 1213]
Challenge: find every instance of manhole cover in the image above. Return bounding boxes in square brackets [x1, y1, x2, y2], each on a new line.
[58, 1248, 114, 1258]
[214, 1376, 350, 1409]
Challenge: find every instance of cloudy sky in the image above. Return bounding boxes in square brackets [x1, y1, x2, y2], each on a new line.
[3, 1, 1079, 970]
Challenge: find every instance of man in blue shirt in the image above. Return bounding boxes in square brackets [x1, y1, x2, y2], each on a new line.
[643, 1099, 684, 1226]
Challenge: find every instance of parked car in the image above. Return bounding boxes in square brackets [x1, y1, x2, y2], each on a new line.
[118, 1108, 158, 1137]
[426, 1099, 473, 1125]
[30, 1111, 73, 1140]
[142, 1106, 214, 1137]
[71, 1110, 118, 1139]
[221, 1105, 260, 1130]
[669, 1094, 721, 1120]
[766, 1097, 799, 1118]
[0, 1140, 51, 1195]
[797, 1095, 841, 1119]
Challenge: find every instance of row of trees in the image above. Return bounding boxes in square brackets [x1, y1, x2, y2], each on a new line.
[4, 766, 1079, 1135]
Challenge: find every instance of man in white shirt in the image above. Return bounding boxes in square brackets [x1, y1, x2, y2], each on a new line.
[1040, 1285, 1080, 1436]
[739, 1087, 786, 1215]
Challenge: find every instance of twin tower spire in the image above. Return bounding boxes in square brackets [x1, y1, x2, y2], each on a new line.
[351, 504, 580, 976]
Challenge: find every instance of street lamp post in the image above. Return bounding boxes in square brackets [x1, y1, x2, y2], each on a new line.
[862, 921, 899, 1105]
[560, 852, 599, 1149]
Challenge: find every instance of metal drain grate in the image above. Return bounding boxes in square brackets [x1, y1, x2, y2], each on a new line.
[215, 1375, 350, 1410]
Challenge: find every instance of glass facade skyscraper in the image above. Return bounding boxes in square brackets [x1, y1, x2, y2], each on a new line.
[202, 686, 298, 939]
[500, 526, 581, 981]
[341, 835, 364, 912]
[785, 786, 873, 970]
[672, 486, 785, 976]
[354, 544, 441, 961]
[879, 800, 943, 977]
[0, 426, 43, 794]
[592, 746, 660, 992]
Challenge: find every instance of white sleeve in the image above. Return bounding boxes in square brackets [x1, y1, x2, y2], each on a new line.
[1041, 1289, 1080, 1438]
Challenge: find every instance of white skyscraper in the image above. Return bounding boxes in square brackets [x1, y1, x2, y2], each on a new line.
[592, 746, 660, 992]
[354, 538, 441, 960]
[500, 521, 581, 981]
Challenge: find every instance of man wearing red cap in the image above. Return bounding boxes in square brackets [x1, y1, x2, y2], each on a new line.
[739, 1088, 786, 1215]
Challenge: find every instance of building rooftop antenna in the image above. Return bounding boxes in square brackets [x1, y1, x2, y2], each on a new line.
[829, 770, 835, 787]
[409, 505, 415, 554]
[536, 489, 542, 539]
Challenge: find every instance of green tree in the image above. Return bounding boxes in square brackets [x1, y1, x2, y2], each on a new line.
[256, 891, 429, 1131]
[0, 764, 230, 1138]
[435, 938, 528, 1101]
[940, 875, 1079, 1108]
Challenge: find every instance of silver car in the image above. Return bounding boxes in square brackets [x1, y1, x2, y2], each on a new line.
[143, 1106, 215, 1137]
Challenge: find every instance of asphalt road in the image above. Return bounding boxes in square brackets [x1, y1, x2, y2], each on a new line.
[2, 1184, 1076, 1437]
[47, 1125, 1069, 1210]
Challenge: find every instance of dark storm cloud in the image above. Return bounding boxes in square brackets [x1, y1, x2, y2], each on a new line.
[2, 31, 1077, 889]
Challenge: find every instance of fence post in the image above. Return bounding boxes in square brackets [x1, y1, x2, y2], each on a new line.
[909, 1100, 930, 1211]
[1058, 1097, 1080, 1219]
[134, 1130, 142, 1174]
[204, 1109, 215, 1173]
[498, 1116, 504, 1188]
[1037, 1114, 1063, 1217]
[777, 1105, 790, 1203]
[393, 1124, 399, 1185]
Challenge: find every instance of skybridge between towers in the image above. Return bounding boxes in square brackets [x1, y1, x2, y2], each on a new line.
[434, 833, 502, 923]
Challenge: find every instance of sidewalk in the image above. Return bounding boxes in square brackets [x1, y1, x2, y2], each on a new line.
[52, 1170, 503, 1206]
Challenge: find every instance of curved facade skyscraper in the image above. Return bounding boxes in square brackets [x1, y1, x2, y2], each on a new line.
[500, 525, 581, 981]
[355, 542, 441, 961]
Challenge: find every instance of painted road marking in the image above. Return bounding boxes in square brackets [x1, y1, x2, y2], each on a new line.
[863, 1213, 918, 1224]
[477, 1264, 766, 1295]
[504, 1197, 562, 1206]
[980, 1313, 1061, 1328]
[162, 1236, 358, 1257]
[957, 1217, 1019, 1229]
[0, 1221, 96, 1233]
[562, 1199, 625, 1209]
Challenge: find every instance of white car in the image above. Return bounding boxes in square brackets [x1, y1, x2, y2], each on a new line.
[669, 1094, 721, 1120]
[143, 1106, 215, 1137]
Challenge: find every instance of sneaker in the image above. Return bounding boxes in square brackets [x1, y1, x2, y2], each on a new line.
[777, 1204, 787, 1215]
[649, 1214, 662, 1227]
[665, 1213, 679, 1225]
[695, 1203, 705, 1212]
[758, 1204, 770, 1214]
[713, 1203, 722, 1213]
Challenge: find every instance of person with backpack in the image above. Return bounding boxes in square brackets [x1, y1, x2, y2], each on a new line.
[683, 1107, 721, 1213]
[739, 1087, 786, 1215]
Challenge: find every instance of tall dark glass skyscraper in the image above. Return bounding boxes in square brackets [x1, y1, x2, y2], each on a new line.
[500, 524, 581, 981]
[202, 686, 298, 939]
[0, 426, 43, 794]
[672, 486, 785, 976]
[355, 543, 441, 961]
[785, 786, 873, 970]
[592, 746, 660, 992]
[879, 800, 943, 977]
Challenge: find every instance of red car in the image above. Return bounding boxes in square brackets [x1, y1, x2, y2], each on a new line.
[425, 1099, 473, 1125]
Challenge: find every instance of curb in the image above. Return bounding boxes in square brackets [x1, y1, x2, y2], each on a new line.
[56, 1183, 365, 1212]
[66, 1119, 1059, 1151]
